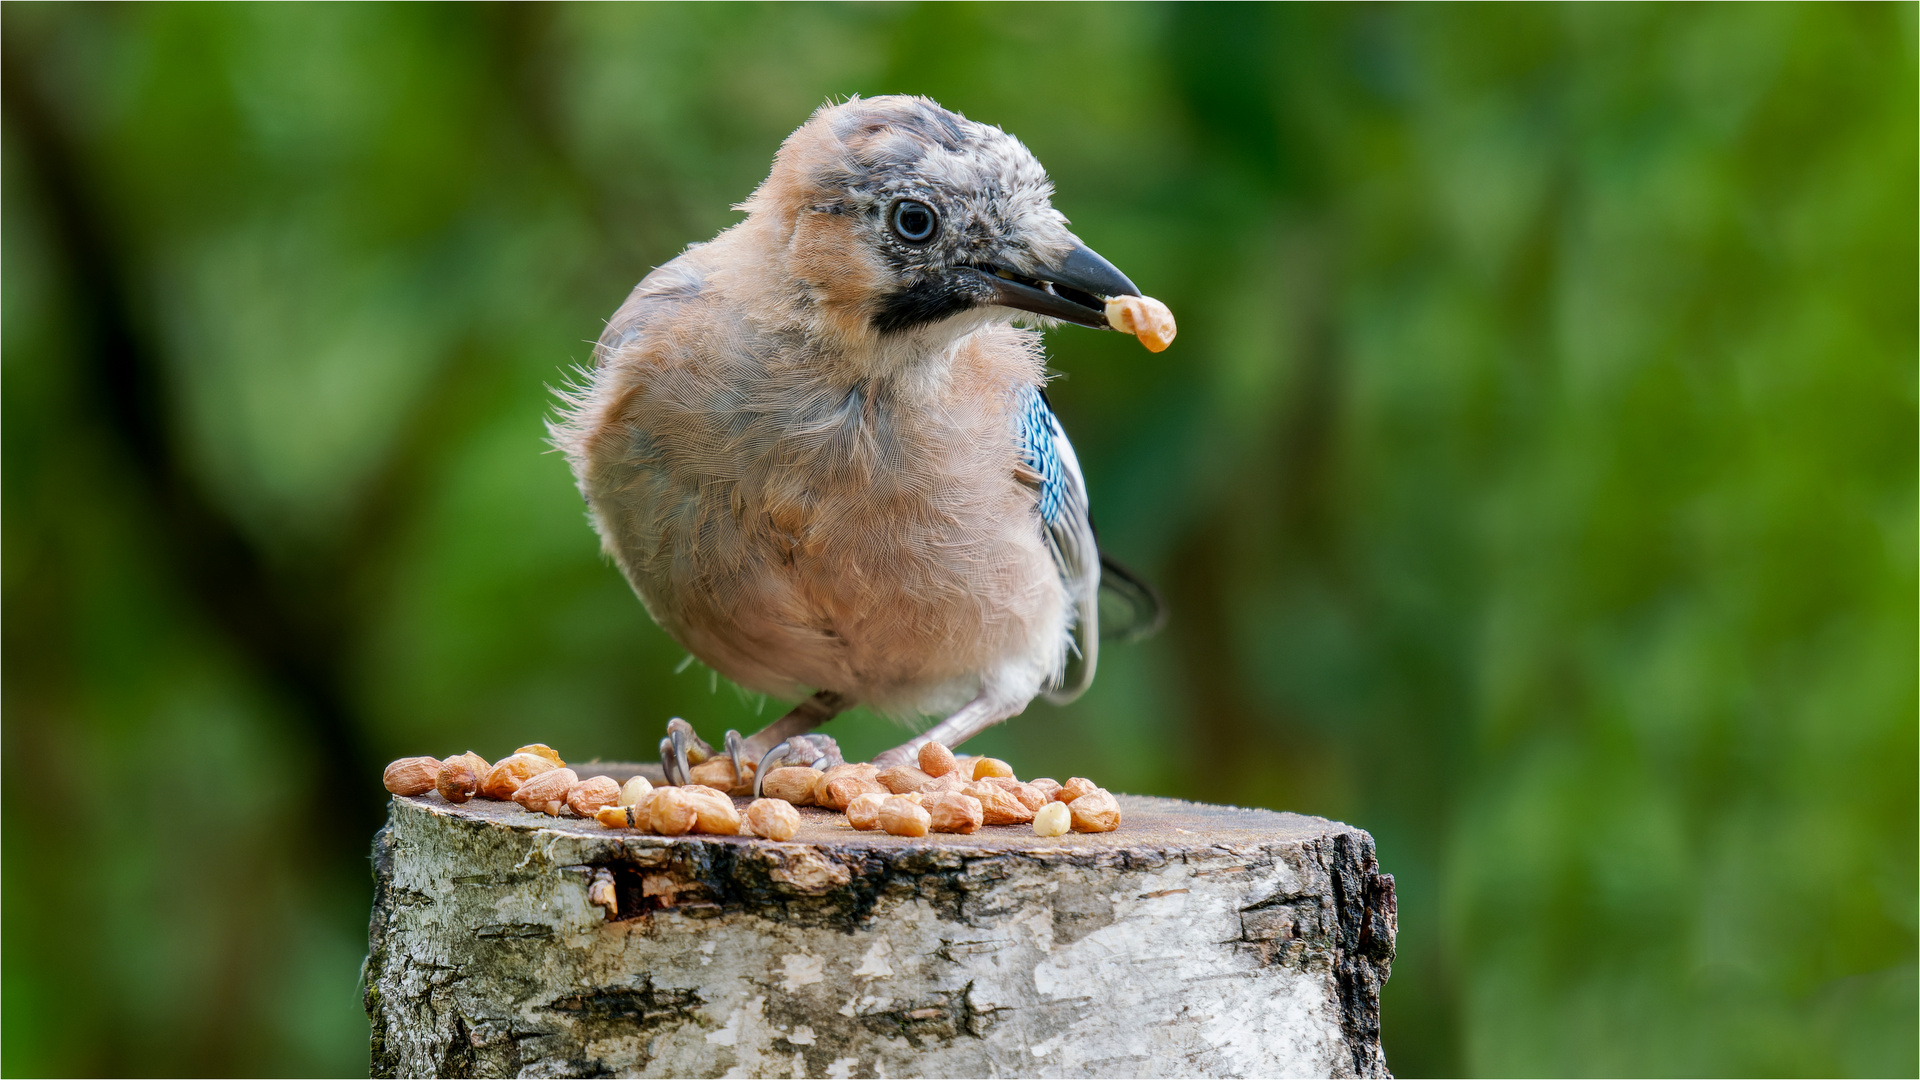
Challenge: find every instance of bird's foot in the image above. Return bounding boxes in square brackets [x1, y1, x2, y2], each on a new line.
[660, 719, 767, 794]
[752, 734, 844, 797]
[659, 717, 718, 787]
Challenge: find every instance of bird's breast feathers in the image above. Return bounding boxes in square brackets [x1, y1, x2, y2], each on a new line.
[557, 277, 1071, 711]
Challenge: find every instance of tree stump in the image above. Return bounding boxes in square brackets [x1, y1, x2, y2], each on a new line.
[365, 764, 1396, 1078]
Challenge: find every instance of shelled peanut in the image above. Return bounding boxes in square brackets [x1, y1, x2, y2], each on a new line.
[683, 787, 742, 834]
[515, 744, 564, 766]
[878, 796, 931, 837]
[511, 768, 577, 816]
[436, 752, 489, 803]
[1033, 801, 1071, 837]
[1055, 776, 1098, 804]
[918, 741, 958, 779]
[922, 790, 983, 834]
[1104, 294, 1177, 353]
[761, 766, 825, 806]
[480, 753, 559, 800]
[972, 757, 1014, 780]
[845, 792, 888, 832]
[878, 765, 934, 794]
[1066, 787, 1121, 833]
[566, 776, 621, 818]
[383, 757, 440, 796]
[743, 798, 801, 841]
[965, 780, 1036, 825]
[649, 787, 699, 835]
[687, 756, 755, 796]
[818, 763, 885, 811]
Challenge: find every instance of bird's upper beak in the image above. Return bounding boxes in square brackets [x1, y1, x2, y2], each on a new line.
[973, 237, 1140, 330]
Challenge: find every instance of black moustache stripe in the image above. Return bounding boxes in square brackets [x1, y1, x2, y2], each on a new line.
[872, 277, 979, 334]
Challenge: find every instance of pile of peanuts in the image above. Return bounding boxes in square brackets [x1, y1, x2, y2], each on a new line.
[754, 740, 1120, 838]
[381, 744, 634, 815]
[381, 739, 1120, 842]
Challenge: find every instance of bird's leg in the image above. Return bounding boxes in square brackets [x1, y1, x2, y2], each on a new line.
[724, 690, 850, 779]
[659, 717, 716, 787]
[871, 691, 1024, 769]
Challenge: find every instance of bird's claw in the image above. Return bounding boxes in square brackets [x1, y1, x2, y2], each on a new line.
[725, 730, 751, 788]
[659, 717, 715, 787]
[752, 734, 844, 797]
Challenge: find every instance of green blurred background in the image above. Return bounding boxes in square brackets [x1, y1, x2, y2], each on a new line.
[3, 3, 1913, 1076]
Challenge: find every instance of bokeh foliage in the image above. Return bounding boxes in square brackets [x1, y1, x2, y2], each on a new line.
[2, 4, 1912, 1076]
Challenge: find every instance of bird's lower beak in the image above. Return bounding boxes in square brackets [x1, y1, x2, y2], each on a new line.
[977, 239, 1140, 330]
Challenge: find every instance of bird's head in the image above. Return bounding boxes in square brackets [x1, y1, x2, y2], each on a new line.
[740, 96, 1141, 350]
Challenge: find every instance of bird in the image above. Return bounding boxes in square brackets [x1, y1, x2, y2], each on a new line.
[552, 95, 1163, 789]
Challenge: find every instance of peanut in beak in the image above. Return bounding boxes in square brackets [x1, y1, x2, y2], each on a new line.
[1104, 295, 1177, 353]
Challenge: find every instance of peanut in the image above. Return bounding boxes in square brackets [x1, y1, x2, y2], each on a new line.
[480, 753, 559, 800]
[649, 787, 698, 835]
[878, 796, 931, 837]
[1069, 788, 1122, 833]
[435, 752, 489, 803]
[689, 756, 754, 794]
[682, 786, 742, 834]
[821, 762, 879, 784]
[821, 774, 887, 812]
[922, 791, 984, 834]
[1029, 777, 1062, 800]
[972, 757, 1014, 781]
[918, 741, 958, 778]
[512, 767, 578, 815]
[845, 791, 889, 831]
[1033, 800, 1071, 837]
[1103, 294, 1177, 353]
[383, 757, 440, 796]
[744, 798, 801, 841]
[980, 775, 1047, 812]
[761, 766, 824, 806]
[588, 869, 618, 916]
[877, 765, 934, 794]
[922, 773, 970, 794]
[965, 780, 1036, 825]
[617, 775, 652, 807]
[595, 803, 651, 830]
[566, 775, 621, 818]
[1055, 776, 1098, 804]
[514, 743, 565, 767]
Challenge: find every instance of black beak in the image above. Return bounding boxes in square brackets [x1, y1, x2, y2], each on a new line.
[974, 238, 1140, 330]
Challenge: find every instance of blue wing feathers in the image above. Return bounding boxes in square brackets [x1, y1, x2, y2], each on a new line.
[1017, 386, 1069, 527]
[1015, 384, 1100, 704]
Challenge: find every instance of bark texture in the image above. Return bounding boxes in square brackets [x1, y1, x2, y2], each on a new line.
[365, 767, 1395, 1078]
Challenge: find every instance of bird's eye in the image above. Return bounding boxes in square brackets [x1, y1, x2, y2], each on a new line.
[890, 200, 938, 244]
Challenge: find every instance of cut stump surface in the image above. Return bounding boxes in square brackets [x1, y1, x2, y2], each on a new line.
[365, 763, 1396, 1078]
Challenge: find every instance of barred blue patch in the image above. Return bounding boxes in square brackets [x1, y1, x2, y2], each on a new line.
[1016, 385, 1067, 525]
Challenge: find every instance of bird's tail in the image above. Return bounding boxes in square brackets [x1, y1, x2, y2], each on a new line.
[1097, 552, 1166, 642]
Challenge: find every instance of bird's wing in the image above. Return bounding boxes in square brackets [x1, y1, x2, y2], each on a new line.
[592, 256, 709, 366]
[1016, 385, 1101, 704]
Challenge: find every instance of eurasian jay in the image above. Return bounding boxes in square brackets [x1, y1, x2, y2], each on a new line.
[553, 95, 1163, 787]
